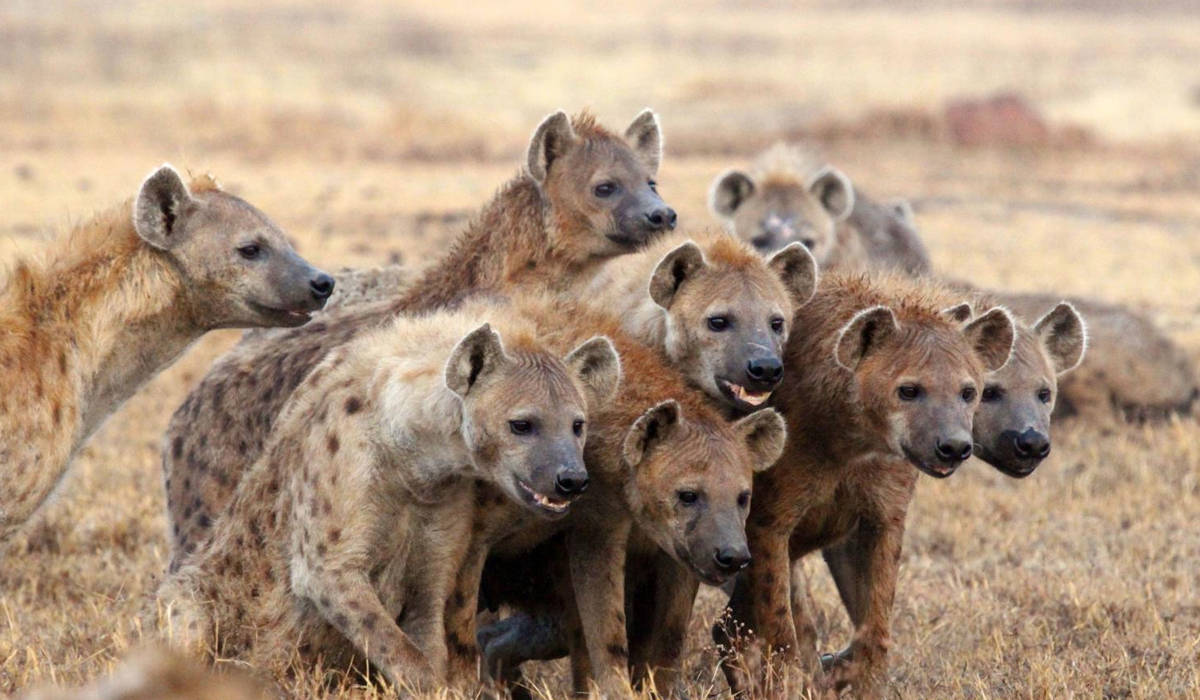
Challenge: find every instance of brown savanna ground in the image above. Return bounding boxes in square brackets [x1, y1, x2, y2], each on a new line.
[2, 1, 1199, 697]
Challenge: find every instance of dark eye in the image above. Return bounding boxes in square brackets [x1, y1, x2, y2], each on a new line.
[572, 419, 585, 437]
[593, 182, 617, 198]
[509, 420, 532, 435]
[770, 317, 785, 334]
[982, 385, 1002, 402]
[737, 491, 750, 509]
[677, 490, 699, 505]
[648, 179, 658, 193]
[801, 238, 816, 250]
[237, 244, 261, 260]
[961, 386, 977, 402]
[707, 316, 730, 332]
[897, 384, 921, 401]
[1038, 388, 1052, 404]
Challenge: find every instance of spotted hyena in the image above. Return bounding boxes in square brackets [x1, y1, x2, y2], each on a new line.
[0, 164, 331, 545]
[156, 303, 619, 691]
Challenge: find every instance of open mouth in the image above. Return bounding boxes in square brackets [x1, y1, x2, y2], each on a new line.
[718, 379, 772, 410]
[515, 477, 572, 517]
[902, 446, 958, 479]
[249, 301, 314, 327]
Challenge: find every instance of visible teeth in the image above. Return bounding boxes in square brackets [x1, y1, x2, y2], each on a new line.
[728, 383, 770, 406]
[519, 481, 570, 513]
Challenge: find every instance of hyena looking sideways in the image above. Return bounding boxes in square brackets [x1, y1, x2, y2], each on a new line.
[162, 109, 674, 569]
[717, 272, 1014, 699]
[710, 142, 931, 275]
[157, 305, 619, 692]
[0, 165, 332, 545]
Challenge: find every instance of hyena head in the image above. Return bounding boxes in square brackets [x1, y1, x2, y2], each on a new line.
[528, 109, 676, 261]
[709, 165, 854, 262]
[620, 401, 786, 585]
[835, 303, 1015, 478]
[972, 303, 1086, 478]
[649, 237, 817, 413]
[446, 325, 621, 519]
[133, 164, 334, 329]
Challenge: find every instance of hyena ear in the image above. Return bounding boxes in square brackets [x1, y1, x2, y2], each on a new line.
[940, 302, 974, 324]
[622, 400, 681, 469]
[808, 166, 855, 222]
[565, 336, 622, 409]
[625, 108, 663, 174]
[887, 198, 916, 226]
[134, 164, 195, 250]
[1035, 302, 1087, 375]
[964, 306, 1016, 372]
[733, 409, 787, 473]
[709, 170, 756, 218]
[767, 243, 818, 307]
[835, 306, 899, 371]
[649, 241, 707, 309]
[445, 323, 508, 398]
[527, 110, 577, 185]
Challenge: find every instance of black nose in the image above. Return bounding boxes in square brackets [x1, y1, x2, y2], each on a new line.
[1013, 429, 1050, 459]
[555, 469, 589, 497]
[935, 437, 972, 463]
[310, 274, 335, 300]
[746, 356, 783, 386]
[713, 547, 751, 573]
[645, 207, 678, 231]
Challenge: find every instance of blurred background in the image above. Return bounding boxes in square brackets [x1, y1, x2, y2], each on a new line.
[2, 1, 1199, 697]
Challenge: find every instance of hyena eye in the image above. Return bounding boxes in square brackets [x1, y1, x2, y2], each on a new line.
[572, 419, 585, 437]
[237, 244, 262, 260]
[509, 420, 532, 435]
[982, 385, 1002, 402]
[647, 179, 658, 193]
[677, 490, 699, 505]
[737, 491, 751, 508]
[801, 238, 816, 250]
[960, 386, 977, 402]
[593, 182, 618, 198]
[1038, 388, 1052, 404]
[897, 384, 921, 401]
[770, 317, 785, 334]
[707, 316, 730, 332]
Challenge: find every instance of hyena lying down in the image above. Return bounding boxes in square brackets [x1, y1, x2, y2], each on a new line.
[163, 109, 674, 571]
[0, 165, 331, 545]
[156, 304, 620, 692]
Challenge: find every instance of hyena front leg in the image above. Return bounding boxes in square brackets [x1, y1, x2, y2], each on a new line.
[567, 519, 634, 698]
[633, 554, 699, 696]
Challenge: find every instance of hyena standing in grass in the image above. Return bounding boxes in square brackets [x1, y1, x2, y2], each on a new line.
[157, 305, 620, 692]
[0, 165, 332, 545]
[162, 109, 675, 570]
[716, 272, 1014, 699]
[709, 142, 931, 275]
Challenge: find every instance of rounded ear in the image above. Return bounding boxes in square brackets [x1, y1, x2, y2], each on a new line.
[622, 400, 681, 469]
[624, 108, 663, 174]
[1034, 302, 1087, 375]
[565, 336, 622, 409]
[767, 243, 818, 307]
[527, 111, 577, 184]
[940, 302, 974, 324]
[445, 323, 508, 398]
[733, 409, 787, 473]
[709, 170, 756, 218]
[964, 306, 1016, 372]
[834, 306, 899, 371]
[648, 241, 707, 309]
[808, 166, 855, 221]
[887, 197, 916, 226]
[134, 164, 194, 250]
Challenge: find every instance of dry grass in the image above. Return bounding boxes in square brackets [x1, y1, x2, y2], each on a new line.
[2, 0, 1200, 698]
